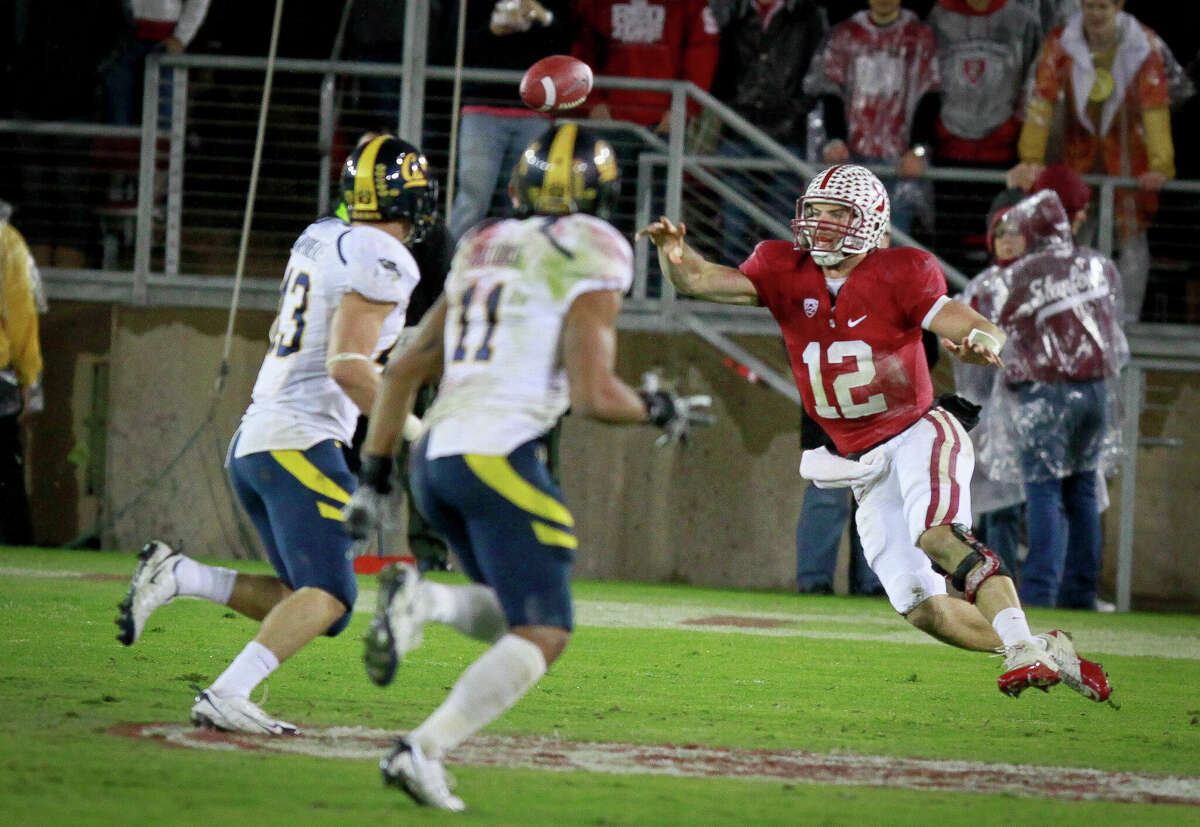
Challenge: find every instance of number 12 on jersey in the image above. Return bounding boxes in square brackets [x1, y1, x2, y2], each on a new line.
[801, 340, 886, 419]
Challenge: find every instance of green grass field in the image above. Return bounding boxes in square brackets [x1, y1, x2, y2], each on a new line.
[1, 546, 1198, 825]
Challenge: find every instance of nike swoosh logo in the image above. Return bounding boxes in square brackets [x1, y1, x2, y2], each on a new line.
[848, 315, 867, 327]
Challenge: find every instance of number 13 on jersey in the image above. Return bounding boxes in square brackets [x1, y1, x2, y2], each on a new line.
[801, 340, 887, 419]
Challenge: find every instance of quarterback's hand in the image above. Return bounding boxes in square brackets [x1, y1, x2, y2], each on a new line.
[943, 330, 1003, 368]
[638, 372, 715, 446]
[636, 216, 687, 265]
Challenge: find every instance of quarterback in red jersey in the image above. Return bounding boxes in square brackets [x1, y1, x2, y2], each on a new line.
[638, 164, 1112, 703]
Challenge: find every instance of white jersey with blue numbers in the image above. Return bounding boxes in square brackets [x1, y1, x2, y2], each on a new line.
[424, 213, 633, 458]
[234, 218, 418, 456]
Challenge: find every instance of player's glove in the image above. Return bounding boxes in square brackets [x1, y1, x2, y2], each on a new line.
[343, 454, 394, 540]
[638, 372, 715, 446]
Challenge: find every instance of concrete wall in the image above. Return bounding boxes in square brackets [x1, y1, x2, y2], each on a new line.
[25, 305, 1200, 610]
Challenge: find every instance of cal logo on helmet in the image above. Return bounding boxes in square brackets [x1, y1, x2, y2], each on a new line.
[341, 135, 440, 243]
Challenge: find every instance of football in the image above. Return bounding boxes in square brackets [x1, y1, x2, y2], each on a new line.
[519, 55, 593, 114]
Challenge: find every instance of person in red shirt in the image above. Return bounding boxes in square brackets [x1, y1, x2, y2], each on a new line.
[638, 163, 1113, 703]
[573, 0, 720, 133]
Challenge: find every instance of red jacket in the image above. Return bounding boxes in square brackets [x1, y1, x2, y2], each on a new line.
[573, 0, 720, 126]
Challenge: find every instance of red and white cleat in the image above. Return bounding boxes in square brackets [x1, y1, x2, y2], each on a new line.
[1037, 629, 1113, 702]
[998, 640, 1061, 697]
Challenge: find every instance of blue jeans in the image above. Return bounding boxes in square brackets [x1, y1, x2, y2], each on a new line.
[1014, 380, 1106, 608]
[796, 485, 881, 594]
[449, 112, 550, 241]
[1020, 473, 1102, 608]
[981, 503, 1023, 577]
[104, 39, 173, 128]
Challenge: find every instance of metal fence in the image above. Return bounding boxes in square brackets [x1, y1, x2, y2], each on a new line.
[2, 51, 1199, 609]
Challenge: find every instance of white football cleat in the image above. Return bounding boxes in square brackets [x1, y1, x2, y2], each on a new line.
[381, 739, 465, 812]
[190, 689, 299, 735]
[115, 541, 182, 645]
[363, 563, 426, 687]
[1036, 629, 1113, 702]
[997, 639, 1060, 697]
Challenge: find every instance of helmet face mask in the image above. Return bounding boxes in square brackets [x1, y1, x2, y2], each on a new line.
[792, 164, 890, 265]
[342, 135, 439, 243]
[510, 123, 620, 220]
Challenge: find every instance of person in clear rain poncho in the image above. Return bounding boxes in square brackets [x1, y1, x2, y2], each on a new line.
[966, 189, 1129, 611]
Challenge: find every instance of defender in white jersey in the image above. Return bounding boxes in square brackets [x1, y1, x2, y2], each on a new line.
[342, 123, 713, 811]
[115, 136, 440, 735]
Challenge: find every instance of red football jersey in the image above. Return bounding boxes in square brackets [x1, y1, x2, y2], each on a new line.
[741, 242, 948, 454]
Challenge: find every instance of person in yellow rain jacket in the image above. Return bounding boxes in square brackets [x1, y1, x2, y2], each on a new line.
[0, 201, 45, 545]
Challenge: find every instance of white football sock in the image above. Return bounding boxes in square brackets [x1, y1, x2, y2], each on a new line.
[992, 607, 1035, 648]
[422, 581, 508, 643]
[410, 633, 547, 760]
[173, 556, 237, 604]
[208, 640, 279, 698]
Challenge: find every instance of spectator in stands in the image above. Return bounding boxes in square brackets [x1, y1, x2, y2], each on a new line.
[971, 190, 1128, 610]
[574, 0, 720, 135]
[802, 0, 941, 235]
[929, 0, 1041, 170]
[104, 0, 212, 127]
[1014, 0, 1175, 323]
[0, 201, 45, 546]
[708, 0, 828, 266]
[927, 0, 1042, 266]
[961, 163, 1100, 577]
[441, 1, 574, 242]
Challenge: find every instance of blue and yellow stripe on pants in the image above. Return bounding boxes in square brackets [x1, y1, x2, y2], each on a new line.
[465, 454, 576, 549]
[271, 449, 351, 521]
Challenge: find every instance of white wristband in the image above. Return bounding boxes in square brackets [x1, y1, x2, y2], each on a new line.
[966, 328, 1001, 355]
[325, 353, 374, 374]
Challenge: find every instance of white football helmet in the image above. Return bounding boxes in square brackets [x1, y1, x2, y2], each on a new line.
[791, 164, 890, 266]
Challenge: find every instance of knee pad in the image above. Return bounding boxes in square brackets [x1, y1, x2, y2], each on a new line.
[940, 523, 1011, 603]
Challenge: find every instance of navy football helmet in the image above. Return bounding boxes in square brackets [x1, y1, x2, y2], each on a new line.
[510, 123, 620, 220]
[342, 135, 439, 243]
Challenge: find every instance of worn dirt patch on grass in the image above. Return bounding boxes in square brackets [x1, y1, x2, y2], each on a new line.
[110, 723, 1200, 806]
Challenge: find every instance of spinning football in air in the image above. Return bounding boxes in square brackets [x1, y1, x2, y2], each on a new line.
[519, 55, 593, 114]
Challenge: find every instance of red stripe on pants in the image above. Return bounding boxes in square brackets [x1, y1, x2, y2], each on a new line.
[923, 410, 962, 528]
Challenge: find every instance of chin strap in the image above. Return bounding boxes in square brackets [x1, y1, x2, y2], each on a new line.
[811, 249, 848, 267]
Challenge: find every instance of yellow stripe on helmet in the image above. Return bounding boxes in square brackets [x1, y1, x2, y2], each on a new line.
[536, 123, 578, 215]
[352, 135, 388, 218]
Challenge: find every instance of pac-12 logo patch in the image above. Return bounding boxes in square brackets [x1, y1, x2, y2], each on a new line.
[803, 298, 819, 318]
